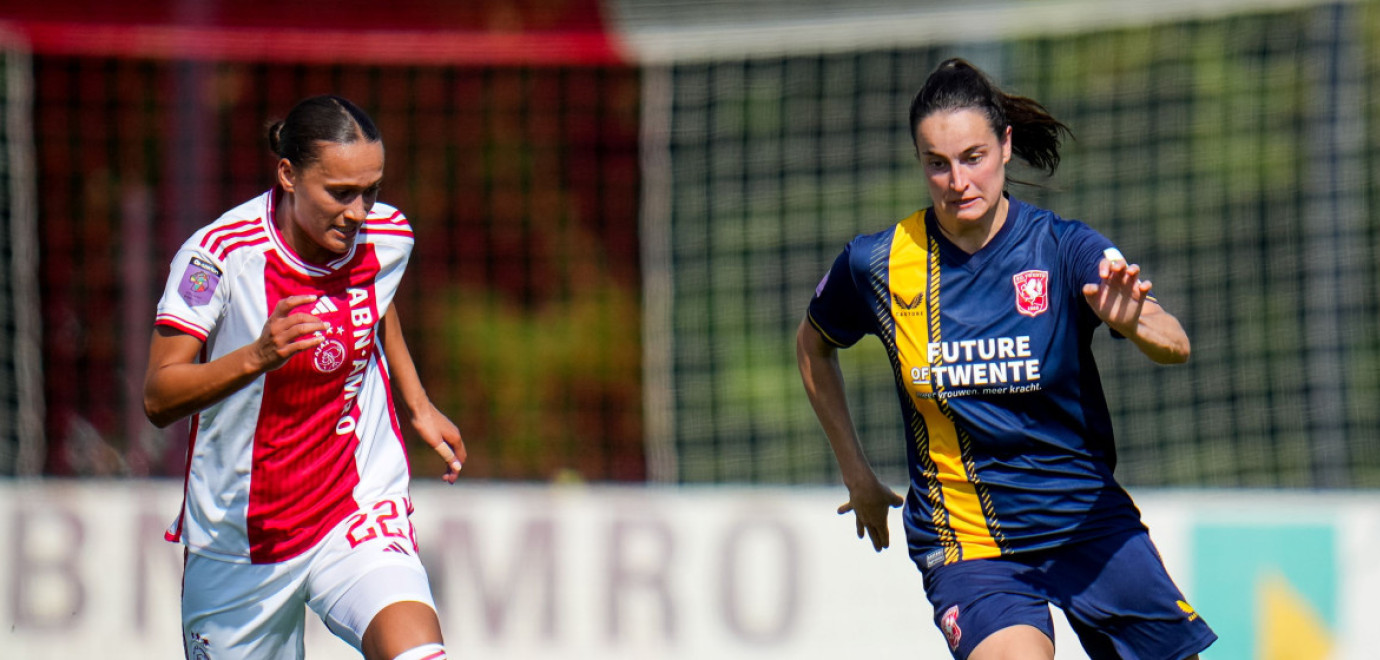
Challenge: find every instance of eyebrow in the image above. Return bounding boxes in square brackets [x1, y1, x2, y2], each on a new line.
[325, 179, 383, 190]
[921, 144, 986, 158]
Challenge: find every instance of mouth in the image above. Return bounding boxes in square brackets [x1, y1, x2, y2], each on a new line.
[331, 225, 360, 241]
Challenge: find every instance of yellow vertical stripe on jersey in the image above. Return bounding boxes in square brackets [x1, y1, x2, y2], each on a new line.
[889, 212, 1000, 561]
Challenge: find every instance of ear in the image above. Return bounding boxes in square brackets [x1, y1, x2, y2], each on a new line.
[276, 158, 296, 193]
[1001, 125, 1013, 164]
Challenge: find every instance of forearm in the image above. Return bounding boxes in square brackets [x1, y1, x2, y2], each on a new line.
[1120, 302, 1191, 365]
[381, 305, 432, 417]
[796, 320, 883, 490]
[144, 340, 266, 427]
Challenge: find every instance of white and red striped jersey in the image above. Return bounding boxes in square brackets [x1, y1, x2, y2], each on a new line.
[155, 188, 417, 564]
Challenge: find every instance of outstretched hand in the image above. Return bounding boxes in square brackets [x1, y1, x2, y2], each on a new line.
[838, 481, 905, 552]
[411, 402, 466, 484]
[1082, 258, 1153, 336]
[254, 295, 327, 371]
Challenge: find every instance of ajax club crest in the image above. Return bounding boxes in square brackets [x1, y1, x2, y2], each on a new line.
[1012, 270, 1049, 317]
[314, 335, 347, 373]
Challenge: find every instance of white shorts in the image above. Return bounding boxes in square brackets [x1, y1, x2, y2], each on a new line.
[181, 497, 437, 660]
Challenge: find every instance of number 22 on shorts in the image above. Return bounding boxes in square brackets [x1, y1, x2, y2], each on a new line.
[344, 499, 417, 551]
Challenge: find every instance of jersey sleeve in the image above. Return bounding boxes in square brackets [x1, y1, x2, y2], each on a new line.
[805, 241, 875, 348]
[154, 244, 229, 342]
[363, 204, 415, 308]
[1059, 221, 1117, 291]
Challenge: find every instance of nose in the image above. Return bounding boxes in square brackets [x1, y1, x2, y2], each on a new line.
[947, 167, 967, 192]
[343, 194, 368, 222]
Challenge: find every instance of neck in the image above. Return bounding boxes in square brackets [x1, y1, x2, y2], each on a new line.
[936, 196, 1009, 254]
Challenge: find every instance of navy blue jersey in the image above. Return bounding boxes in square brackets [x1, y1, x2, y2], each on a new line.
[807, 197, 1147, 567]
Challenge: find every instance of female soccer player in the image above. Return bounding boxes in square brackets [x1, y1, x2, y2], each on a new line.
[144, 95, 462, 660]
[796, 59, 1217, 660]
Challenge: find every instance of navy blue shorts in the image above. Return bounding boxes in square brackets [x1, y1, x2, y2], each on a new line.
[920, 530, 1217, 660]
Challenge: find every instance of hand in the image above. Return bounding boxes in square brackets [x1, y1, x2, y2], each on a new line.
[254, 295, 327, 371]
[411, 402, 466, 484]
[1082, 258, 1153, 336]
[837, 480, 905, 552]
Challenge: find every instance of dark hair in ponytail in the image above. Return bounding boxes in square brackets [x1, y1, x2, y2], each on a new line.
[267, 95, 381, 168]
[909, 58, 1069, 175]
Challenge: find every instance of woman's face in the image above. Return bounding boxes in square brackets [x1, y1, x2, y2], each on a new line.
[914, 108, 1011, 228]
[277, 139, 384, 264]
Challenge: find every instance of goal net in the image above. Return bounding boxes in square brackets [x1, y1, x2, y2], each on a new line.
[0, 32, 42, 476]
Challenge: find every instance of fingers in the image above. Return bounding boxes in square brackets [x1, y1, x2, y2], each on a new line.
[840, 499, 897, 550]
[272, 295, 328, 335]
[1088, 261, 1150, 299]
[254, 296, 330, 371]
[275, 318, 327, 358]
[273, 294, 319, 318]
[416, 408, 466, 484]
[433, 441, 463, 484]
[861, 517, 888, 551]
[872, 523, 889, 552]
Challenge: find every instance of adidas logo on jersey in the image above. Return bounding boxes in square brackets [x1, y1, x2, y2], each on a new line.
[383, 541, 412, 556]
[311, 296, 340, 315]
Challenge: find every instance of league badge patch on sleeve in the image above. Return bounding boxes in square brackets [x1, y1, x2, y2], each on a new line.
[814, 270, 830, 297]
[179, 256, 222, 307]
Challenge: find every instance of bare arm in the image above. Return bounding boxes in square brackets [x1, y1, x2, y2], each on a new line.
[1082, 258, 1191, 365]
[143, 294, 326, 428]
[1119, 300, 1190, 364]
[381, 304, 466, 483]
[796, 318, 903, 551]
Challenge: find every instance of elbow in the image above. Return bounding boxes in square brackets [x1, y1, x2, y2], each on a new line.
[1160, 351, 1190, 366]
[143, 391, 179, 429]
[1156, 338, 1191, 365]
[1172, 340, 1192, 364]
[144, 402, 174, 429]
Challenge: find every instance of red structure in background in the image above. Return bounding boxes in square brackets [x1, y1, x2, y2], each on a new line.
[0, 0, 626, 64]
[10, 0, 646, 481]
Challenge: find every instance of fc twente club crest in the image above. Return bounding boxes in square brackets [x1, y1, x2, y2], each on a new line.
[1012, 270, 1049, 317]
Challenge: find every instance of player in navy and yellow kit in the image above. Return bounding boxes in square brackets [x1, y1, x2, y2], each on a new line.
[797, 59, 1216, 660]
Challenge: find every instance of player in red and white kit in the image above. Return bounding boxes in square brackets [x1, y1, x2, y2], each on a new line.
[145, 95, 462, 660]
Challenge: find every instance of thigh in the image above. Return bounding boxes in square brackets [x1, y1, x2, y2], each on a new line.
[1052, 531, 1217, 660]
[182, 551, 309, 660]
[305, 497, 440, 651]
[923, 557, 1055, 660]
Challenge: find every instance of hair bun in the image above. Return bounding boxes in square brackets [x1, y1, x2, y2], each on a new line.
[267, 121, 286, 157]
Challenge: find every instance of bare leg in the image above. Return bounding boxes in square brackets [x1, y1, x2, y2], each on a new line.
[360, 601, 444, 660]
[967, 624, 1055, 660]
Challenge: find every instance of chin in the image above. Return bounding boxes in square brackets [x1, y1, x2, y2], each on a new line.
[329, 234, 358, 252]
[950, 207, 989, 223]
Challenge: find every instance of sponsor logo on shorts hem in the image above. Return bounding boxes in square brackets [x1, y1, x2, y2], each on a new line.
[940, 605, 962, 650]
[188, 631, 213, 660]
